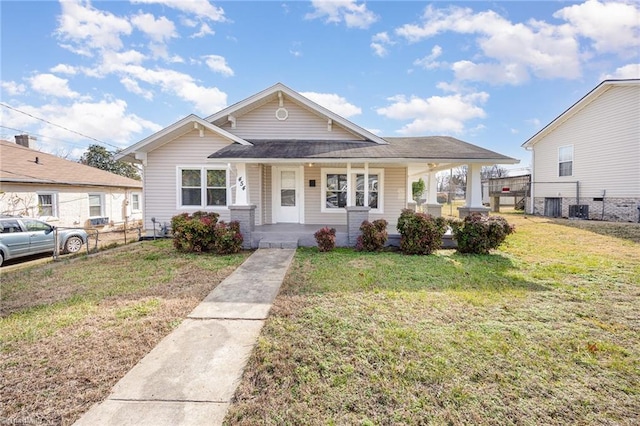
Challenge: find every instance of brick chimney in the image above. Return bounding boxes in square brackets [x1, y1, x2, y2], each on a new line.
[15, 134, 36, 148]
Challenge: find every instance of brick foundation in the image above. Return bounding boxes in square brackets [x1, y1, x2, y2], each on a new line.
[532, 197, 640, 222]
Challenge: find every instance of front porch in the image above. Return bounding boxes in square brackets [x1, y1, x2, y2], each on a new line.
[251, 223, 455, 249]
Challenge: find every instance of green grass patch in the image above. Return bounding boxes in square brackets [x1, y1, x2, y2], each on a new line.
[228, 215, 640, 425]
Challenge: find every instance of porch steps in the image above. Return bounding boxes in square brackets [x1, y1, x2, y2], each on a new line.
[257, 239, 299, 249]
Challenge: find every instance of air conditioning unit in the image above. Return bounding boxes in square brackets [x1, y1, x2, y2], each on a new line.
[569, 205, 589, 219]
[89, 216, 109, 226]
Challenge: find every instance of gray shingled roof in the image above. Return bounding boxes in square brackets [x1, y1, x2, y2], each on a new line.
[208, 137, 516, 162]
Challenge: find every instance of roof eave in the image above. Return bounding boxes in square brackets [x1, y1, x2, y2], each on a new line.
[522, 79, 640, 149]
[116, 115, 250, 160]
[205, 83, 389, 145]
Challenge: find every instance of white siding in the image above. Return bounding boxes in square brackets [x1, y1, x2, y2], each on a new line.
[262, 166, 272, 224]
[221, 98, 363, 140]
[0, 183, 140, 228]
[533, 85, 640, 199]
[371, 167, 406, 228]
[144, 129, 233, 231]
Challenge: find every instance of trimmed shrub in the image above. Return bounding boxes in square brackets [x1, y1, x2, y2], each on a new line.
[171, 212, 243, 254]
[450, 213, 515, 254]
[171, 211, 219, 252]
[396, 209, 447, 255]
[314, 226, 336, 252]
[211, 221, 244, 254]
[356, 219, 388, 251]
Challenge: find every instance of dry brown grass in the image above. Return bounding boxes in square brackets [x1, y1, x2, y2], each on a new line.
[1, 240, 249, 425]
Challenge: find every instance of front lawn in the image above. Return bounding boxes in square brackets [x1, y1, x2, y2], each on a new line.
[227, 214, 640, 425]
[0, 241, 250, 425]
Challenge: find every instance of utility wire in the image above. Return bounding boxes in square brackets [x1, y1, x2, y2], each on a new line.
[0, 125, 89, 149]
[0, 102, 121, 150]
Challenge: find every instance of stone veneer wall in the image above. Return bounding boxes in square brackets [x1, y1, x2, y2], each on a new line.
[532, 197, 640, 222]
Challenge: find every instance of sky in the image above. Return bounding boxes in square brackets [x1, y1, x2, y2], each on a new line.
[1, 0, 639, 174]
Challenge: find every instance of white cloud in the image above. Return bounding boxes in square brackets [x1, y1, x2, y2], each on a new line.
[120, 77, 154, 100]
[371, 32, 394, 57]
[131, 12, 177, 43]
[1, 81, 26, 96]
[600, 63, 640, 80]
[0, 99, 162, 149]
[554, 0, 640, 56]
[414, 45, 443, 70]
[131, 0, 226, 22]
[190, 23, 215, 38]
[300, 92, 362, 118]
[50, 64, 78, 75]
[395, 4, 583, 84]
[113, 65, 227, 113]
[56, 0, 132, 55]
[37, 99, 162, 147]
[203, 55, 234, 76]
[376, 91, 489, 135]
[29, 74, 81, 99]
[306, 0, 378, 29]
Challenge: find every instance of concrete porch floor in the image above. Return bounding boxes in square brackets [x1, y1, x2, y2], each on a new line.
[252, 224, 350, 248]
[251, 223, 455, 249]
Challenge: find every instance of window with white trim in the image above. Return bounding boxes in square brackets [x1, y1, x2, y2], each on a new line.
[131, 193, 141, 211]
[321, 168, 383, 213]
[178, 167, 228, 208]
[37, 193, 57, 216]
[558, 145, 573, 177]
[88, 194, 104, 217]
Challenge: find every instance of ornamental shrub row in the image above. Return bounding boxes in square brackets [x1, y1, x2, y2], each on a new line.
[314, 210, 514, 255]
[171, 211, 243, 254]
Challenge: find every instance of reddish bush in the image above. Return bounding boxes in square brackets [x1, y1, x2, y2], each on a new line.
[314, 226, 336, 252]
[356, 219, 388, 251]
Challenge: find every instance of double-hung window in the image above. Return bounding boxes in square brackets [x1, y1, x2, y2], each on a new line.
[37, 193, 57, 216]
[178, 167, 228, 208]
[558, 145, 573, 177]
[88, 194, 104, 216]
[131, 193, 141, 211]
[322, 168, 383, 212]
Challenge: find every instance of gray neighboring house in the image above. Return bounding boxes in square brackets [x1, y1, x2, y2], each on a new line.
[522, 79, 640, 222]
[1, 137, 143, 228]
[117, 83, 518, 246]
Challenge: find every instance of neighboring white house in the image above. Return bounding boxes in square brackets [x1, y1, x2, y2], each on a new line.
[0, 138, 143, 229]
[117, 83, 518, 246]
[522, 79, 640, 222]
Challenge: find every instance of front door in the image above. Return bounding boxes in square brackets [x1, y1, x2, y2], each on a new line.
[274, 167, 300, 223]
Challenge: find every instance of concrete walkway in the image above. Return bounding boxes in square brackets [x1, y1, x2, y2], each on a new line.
[74, 248, 296, 426]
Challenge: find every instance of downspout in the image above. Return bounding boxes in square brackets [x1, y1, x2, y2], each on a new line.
[576, 181, 580, 206]
[601, 190, 606, 220]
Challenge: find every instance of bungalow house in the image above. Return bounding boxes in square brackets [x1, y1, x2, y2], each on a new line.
[117, 83, 517, 247]
[522, 79, 640, 222]
[0, 138, 143, 229]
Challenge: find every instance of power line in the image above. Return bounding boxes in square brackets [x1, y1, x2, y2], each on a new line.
[0, 102, 121, 150]
[0, 125, 89, 149]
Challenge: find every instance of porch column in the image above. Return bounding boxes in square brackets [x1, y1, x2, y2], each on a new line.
[234, 162, 248, 205]
[229, 205, 256, 249]
[346, 206, 370, 246]
[363, 162, 369, 209]
[230, 162, 256, 249]
[346, 162, 352, 206]
[458, 163, 489, 218]
[426, 171, 442, 217]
